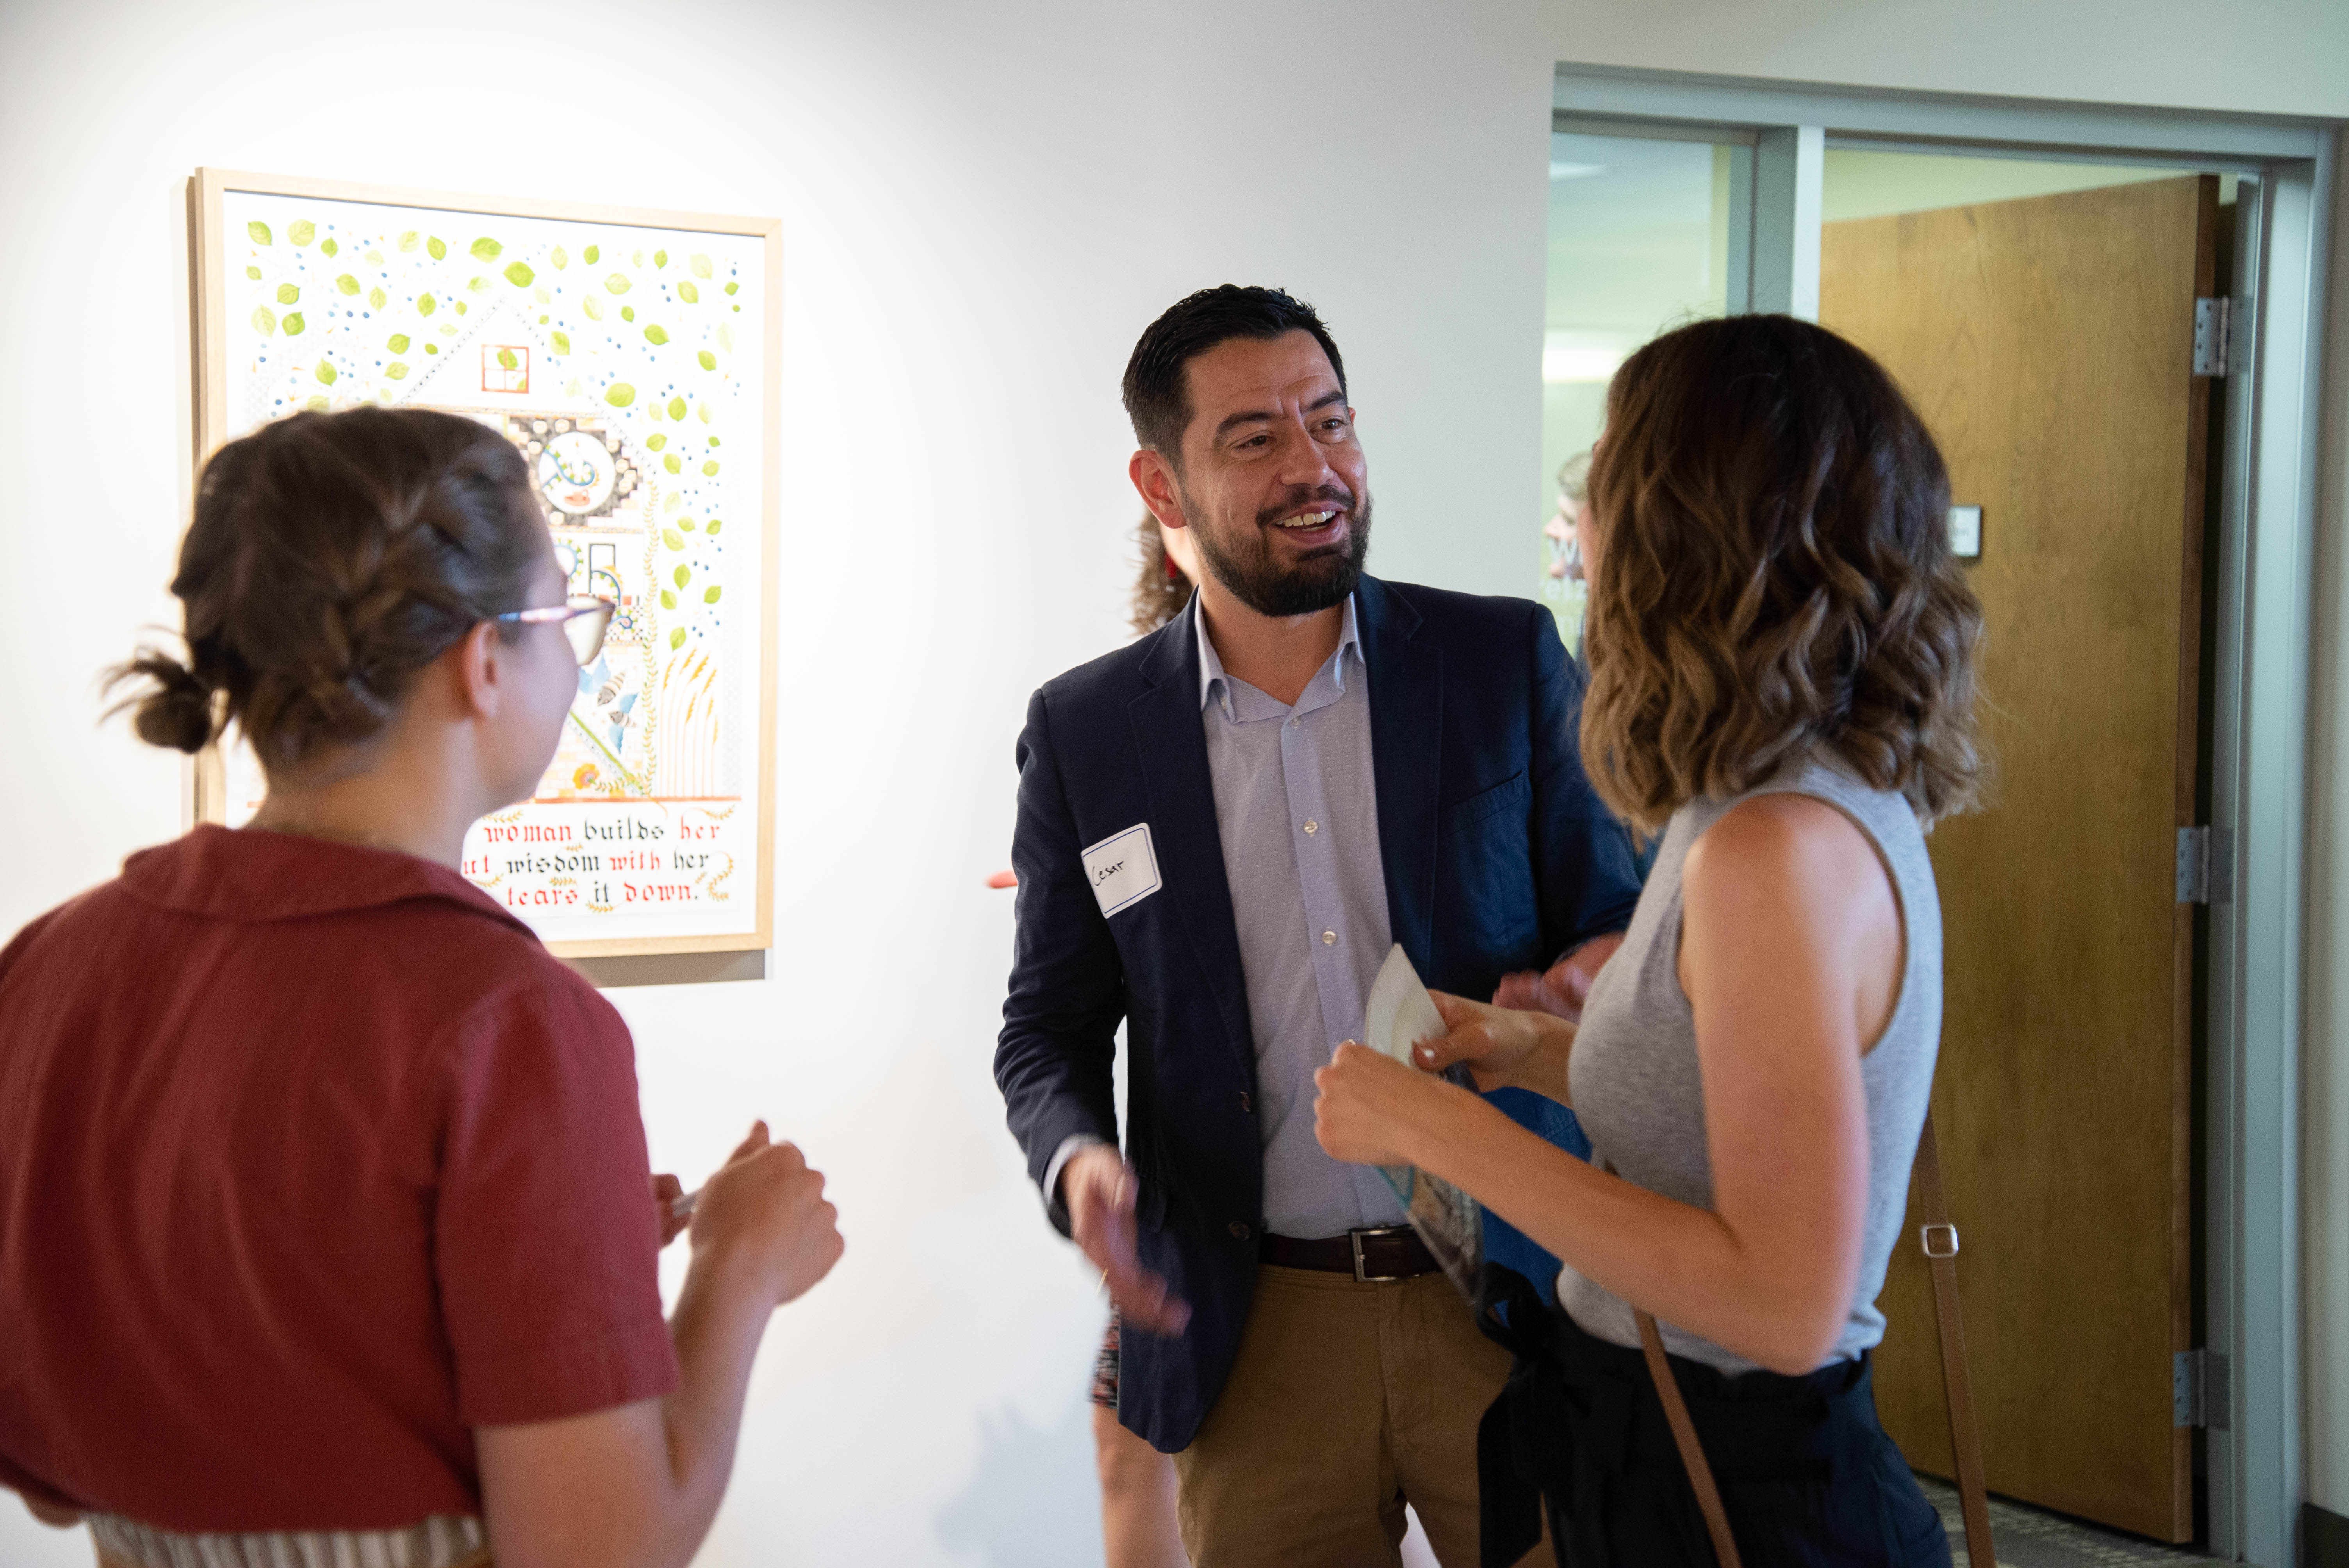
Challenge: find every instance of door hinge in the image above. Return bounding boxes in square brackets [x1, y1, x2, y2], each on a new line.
[2193, 296, 2235, 377]
[2175, 1347, 2231, 1429]
[2176, 825, 2234, 904]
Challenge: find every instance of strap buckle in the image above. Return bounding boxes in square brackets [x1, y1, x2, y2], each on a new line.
[1921, 1222, 1960, 1260]
[1350, 1225, 1413, 1283]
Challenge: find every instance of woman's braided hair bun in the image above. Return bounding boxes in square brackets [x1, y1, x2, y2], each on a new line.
[112, 407, 544, 774]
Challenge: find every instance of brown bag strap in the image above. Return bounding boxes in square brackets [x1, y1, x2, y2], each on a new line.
[1632, 1103, 1995, 1568]
[1914, 1109, 1995, 1567]
[1634, 1308, 1743, 1568]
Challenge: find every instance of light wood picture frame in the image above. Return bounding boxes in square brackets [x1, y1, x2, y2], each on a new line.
[189, 168, 781, 959]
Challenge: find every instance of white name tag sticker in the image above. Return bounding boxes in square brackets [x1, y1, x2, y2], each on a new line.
[1081, 823, 1162, 918]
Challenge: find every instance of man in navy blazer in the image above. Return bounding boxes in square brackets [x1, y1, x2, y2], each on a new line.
[996, 287, 1638, 1566]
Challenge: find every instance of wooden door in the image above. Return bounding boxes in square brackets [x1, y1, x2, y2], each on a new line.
[1819, 175, 2215, 1542]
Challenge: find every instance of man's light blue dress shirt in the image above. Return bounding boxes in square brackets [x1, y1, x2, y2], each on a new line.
[1193, 595, 1409, 1238]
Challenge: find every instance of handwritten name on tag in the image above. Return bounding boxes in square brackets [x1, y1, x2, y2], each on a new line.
[1081, 823, 1162, 918]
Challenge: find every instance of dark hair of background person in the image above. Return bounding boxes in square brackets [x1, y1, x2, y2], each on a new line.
[1121, 285, 1348, 465]
[1129, 515, 1193, 636]
[1581, 313, 1986, 831]
[110, 406, 547, 776]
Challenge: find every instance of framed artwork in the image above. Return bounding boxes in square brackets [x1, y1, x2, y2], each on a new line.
[188, 169, 780, 957]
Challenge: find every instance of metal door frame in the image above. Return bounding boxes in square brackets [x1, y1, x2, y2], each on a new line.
[1551, 63, 2338, 1564]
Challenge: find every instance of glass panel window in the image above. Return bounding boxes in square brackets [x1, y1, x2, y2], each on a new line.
[1542, 132, 1738, 650]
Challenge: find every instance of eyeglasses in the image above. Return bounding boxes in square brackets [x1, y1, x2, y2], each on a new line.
[497, 595, 616, 667]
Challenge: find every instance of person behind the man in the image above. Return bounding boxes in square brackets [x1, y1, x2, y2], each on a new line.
[993, 286, 1641, 1566]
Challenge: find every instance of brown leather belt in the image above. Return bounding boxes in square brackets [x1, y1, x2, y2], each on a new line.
[1260, 1225, 1437, 1283]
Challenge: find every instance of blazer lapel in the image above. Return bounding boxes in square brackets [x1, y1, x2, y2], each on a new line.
[1131, 610, 1257, 1080]
[1359, 576, 1443, 972]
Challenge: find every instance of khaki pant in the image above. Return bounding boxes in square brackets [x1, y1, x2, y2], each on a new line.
[1171, 1263, 1553, 1568]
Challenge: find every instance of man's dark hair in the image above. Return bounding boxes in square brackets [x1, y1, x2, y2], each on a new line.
[1121, 285, 1347, 465]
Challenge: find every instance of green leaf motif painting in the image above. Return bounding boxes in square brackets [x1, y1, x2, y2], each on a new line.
[276, 283, 300, 304]
[664, 454, 681, 474]
[661, 590, 677, 610]
[388, 333, 410, 353]
[706, 519, 723, 535]
[248, 221, 272, 245]
[321, 238, 337, 257]
[550, 331, 571, 355]
[583, 295, 604, 321]
[497, 347, 519, 371]
[704, 586, 722, 604]
[315, 360, 337, 385]
[698, 350, 716, 371]
[398, 230, 420, 252]
[504, 262, 535, 287]
[677, 281, 699, 304]
[668, 397, 687, 421]
[289, 219, 315, 246]
[282, 312, 306, 335]
[471, 237, 503, 261]
[605, 383, 636, 407]
[620, 306, 635, 323]
[670, 627, 687, 650]
[245, 265, 261, 280]
[644, 324, 668, 345]
[674, 565, 691, 588]
[251, 306, 276, 336]
[605, 274, 631, 294]
[385, 362, 410, 380]
[690, 254, 714, 278]
[654, 249, 668, 269]
[336, 274, 360, 296]
[368, 287, 387, 310]
[584, 245, 600, 264]
[702, 460, 720, 476]
[551, 246, 569, 269]
[663, 529, 685, 551]
[646, 434, 667, 450]
[427, 236, 447, 260]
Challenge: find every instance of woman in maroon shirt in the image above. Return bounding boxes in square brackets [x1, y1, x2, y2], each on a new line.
[0, 408, 842, 1568]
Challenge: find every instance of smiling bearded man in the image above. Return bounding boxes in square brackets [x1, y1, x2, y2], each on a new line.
[993, 285, 1640, 1567]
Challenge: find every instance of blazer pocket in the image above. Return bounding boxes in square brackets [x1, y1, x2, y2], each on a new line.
[1438, 770, 1529, 839]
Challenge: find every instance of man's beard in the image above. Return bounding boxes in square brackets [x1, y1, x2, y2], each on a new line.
[1184, 485, 1372, 617]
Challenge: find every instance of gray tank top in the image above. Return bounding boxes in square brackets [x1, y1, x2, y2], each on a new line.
[1556, 753, 1942, 1376]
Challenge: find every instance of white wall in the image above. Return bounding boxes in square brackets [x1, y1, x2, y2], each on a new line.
[3, 2, 2346, 1563]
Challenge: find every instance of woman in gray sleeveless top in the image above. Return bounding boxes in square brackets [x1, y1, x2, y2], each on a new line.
[1312, 314, 1984, 1567]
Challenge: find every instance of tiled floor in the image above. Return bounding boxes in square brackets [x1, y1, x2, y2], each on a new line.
[1916, 1477, 2224, 1568]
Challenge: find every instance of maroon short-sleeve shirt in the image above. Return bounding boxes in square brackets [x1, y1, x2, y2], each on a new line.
[0, 826, 679, 1529]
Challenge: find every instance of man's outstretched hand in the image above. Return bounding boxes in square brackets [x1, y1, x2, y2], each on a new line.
[1492, 933, 1625, 1021]
[1061, 1144, 1190, 1336]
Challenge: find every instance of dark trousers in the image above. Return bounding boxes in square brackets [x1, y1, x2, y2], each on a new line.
[1474, 1268, 1950, 1568]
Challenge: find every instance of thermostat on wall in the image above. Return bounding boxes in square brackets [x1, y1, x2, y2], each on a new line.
[1948, 505, 1984, 560]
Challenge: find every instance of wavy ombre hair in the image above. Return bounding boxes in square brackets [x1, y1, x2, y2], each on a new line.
[1580, 315, 1985, 831]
